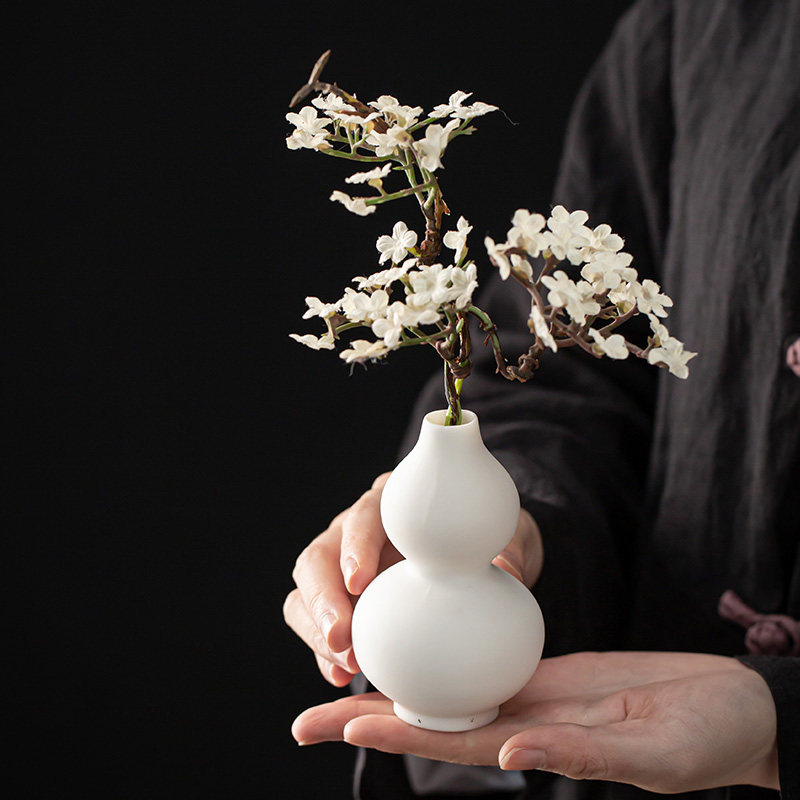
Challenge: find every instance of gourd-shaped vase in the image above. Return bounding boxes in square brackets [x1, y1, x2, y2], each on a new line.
[351, 409, 545, 731]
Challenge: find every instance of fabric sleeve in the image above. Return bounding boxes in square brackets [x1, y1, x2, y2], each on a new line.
[736, 656, 800, 800]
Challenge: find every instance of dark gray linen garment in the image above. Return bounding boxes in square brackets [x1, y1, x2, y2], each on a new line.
[357, 1, 799, 798]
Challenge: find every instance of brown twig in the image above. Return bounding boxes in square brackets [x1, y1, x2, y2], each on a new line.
[290, 50, 333, 107]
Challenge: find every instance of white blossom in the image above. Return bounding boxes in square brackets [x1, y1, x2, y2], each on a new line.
[414, 120, 459, 172]
[286, 106, 332, 136]
[406, 263, 452, 307]
[541, 270, 601, 325]
[442, 216, 472, 264]
[339, 339, 389, 364]
[608, 279, 639, 313]
[335, 108, 381, 126]
[455, 100, 498, 119]
[365, 126, 413, 157]
[647, 337, 697, 378]
[372, 301, 440, 348]
[508, 209, 547, 257]
[369, 95, 424, 128]
[647, 313, 670, 346]
[431, 91, 472, 118]
[544, 205, 592, 265]
[580, 224, 624, 259]
[588, 328, 630, 359]
[581, 250, 637, 292]
[447, 263, 479, 309]
[430, 90, 498, 120]
[529, 305, 557, 353]
[376, 221, 418, 264]
[302, 296, 339, 320]
[329, 190, 376, 216]
[635, 279, 673, 318]
[371, 304, 407, 349]
[510, 254, 534, 281]
[285, 107, 332, 150]
[567, 284, 602, 325]
[312, 93, 375, 125]
[289, 332, 336, 350]
[285, 129, 330, 151]
[352, 262, 412, 290]
[340, 287, 389, 322]
[311, 93, 355, 116]
[345, 163, 393, 185]
[484, 236, 514, 280]
[403, 262, 478, 311]
[368, 95, 401, 113]
[397, 299, 441, 327]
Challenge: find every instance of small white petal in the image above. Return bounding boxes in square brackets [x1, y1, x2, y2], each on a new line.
[289, 332, 336, 351]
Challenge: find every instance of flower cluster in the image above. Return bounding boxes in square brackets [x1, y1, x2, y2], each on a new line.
[290, 217, 478, 365]
[484, 206, 696, 378]
[285, 54, 695, 423]
[286, 84, 497, 221]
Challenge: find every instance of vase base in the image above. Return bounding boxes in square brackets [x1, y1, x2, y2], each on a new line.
[393, 702, 499, 731]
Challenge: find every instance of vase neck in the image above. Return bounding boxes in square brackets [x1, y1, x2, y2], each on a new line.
[416, 409, 484, 454]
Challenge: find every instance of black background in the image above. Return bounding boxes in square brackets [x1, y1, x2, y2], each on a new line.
[14, 2, 633, 797]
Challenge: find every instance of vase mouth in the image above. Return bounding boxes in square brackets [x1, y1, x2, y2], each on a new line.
[424, 409, 478, 427]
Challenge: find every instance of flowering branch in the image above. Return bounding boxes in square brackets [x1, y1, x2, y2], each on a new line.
[286, 54, 696, 425]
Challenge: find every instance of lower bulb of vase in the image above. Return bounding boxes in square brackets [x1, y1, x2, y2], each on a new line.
[393, 702, 500, 732]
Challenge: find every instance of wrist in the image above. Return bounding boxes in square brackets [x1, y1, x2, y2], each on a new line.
[730, 661, 780, 791]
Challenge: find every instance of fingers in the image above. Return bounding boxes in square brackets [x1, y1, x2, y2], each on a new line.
[285, 473, 399, 685]
[498, 720, 704, 793]
[314, 652, 356, 688]
[295, 694, 510, 766]
[287, 518, 359, 668]
[497, 665, 780, 794]
[283, 586, 357, 684]
[499, 722, 642, 781]
[340, 472, 400, 596]
[344, 715, 474, 760]
[493, 509, 543, 588]
[342, 715, 508, 766]
[292, 693, 394, 745]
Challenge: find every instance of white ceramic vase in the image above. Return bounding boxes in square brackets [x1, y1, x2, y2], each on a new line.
[351, 409, 545, 732]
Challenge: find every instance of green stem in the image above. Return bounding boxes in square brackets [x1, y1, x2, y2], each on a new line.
[396, 330, 449, 347]
[321, 148, 392, 163]
[443, 362, 462, 426]
[361, 181, 435, 209]
[400, 149, 420, 187]
[467, 305, 507, 372]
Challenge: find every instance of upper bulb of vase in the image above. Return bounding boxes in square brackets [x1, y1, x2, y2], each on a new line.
[379, 409, 520, 571]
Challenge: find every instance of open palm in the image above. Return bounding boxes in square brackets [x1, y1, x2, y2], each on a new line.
[293, 651, 778, 793]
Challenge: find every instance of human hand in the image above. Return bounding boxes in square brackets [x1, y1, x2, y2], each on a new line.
[283, 472, 399, 687]
[283, 473, 543, 687]
[292, 651, 779, 793]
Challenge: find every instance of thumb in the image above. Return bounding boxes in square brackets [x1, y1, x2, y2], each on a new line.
[493, 509, 543, 588]
[498, 723, 647, 786]
[340, 473, 392, 595]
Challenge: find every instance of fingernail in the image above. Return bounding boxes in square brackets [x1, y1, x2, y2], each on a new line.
[333, 645, 354, 668]
[321, 612, 337, 645]
[343, 557, 359, 590]
[345, 646, 359, 672]
[494, 554, 524, 582]
[500, 748, 547, 771]
[342, 720, 359, 745]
